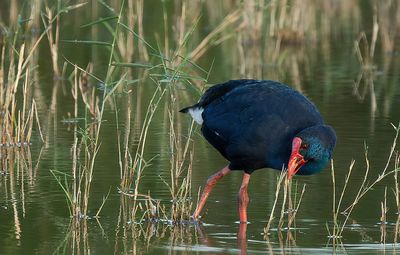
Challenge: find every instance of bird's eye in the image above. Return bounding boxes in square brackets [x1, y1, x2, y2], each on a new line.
[301, 144, 309, 149]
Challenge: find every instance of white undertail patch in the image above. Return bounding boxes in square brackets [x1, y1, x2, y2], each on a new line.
[188, 107, 204, 125]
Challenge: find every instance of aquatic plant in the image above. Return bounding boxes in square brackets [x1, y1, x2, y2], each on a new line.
[329, 123, 400, 245]
[2, 0, 400, 254]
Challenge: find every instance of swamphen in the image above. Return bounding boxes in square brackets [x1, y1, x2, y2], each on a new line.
[180, 79, 336, 223]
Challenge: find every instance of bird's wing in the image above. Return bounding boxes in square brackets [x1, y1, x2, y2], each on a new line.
[197, 79, 260, 108]
[203, 81, 299, 139]
[180, 79, 261, 113]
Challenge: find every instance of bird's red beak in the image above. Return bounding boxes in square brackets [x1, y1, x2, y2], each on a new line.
[288, 137, 307, 179]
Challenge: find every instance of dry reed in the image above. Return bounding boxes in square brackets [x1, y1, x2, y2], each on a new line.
[264, 170, 306, 236]
[2, 1, 400, 253]
[328, 123, 400, 246]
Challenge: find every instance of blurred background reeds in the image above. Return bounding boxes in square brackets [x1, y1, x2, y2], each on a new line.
[1, 0, 400, 254]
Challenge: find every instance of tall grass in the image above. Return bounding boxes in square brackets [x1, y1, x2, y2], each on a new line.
[113, 0, 228, 226]
[328, 123, 400, 245]
[0, 2, 47, 239]
[2, 0, 400, 254]
[263, 171, 306, 236]
[51, 0, 128, 219]
[0, 2, 90, 147]
[394, 153, 400, 243]
[0, 2, 53, 150]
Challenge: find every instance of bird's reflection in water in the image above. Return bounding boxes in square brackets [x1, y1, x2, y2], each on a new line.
[110, 216, 306, 254]
[196, 221, 302, 255]
[194, 223, 249, 255]
[237, 223, 248, 255]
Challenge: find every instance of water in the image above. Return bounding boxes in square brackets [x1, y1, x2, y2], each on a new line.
[1, 1, 400, 254]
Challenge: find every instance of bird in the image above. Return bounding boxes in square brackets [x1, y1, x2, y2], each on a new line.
[180, 79, 336, 223]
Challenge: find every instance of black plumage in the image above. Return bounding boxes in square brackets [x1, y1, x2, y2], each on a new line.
[182, 79, 332, 174]
[181, 79, 336, 222]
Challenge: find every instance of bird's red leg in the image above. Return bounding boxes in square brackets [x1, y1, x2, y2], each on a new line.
[238, 172, 250, 223]
[237, 223, 248, 255]
[192, 166, 231, 220]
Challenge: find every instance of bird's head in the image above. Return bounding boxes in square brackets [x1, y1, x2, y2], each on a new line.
[288, 125, 336, 179]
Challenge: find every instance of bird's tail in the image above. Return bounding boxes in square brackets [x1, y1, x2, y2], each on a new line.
[179, 106, 191, 113]
[179, 104, 198, 113]
[179, 104, 204, 124]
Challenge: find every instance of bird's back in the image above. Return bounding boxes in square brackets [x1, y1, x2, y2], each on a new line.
[200, 80, 324, 173]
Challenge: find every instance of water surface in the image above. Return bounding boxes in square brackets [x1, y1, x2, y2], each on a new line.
[1, 1, 400, 254]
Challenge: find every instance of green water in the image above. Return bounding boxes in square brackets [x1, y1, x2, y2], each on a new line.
[1, 1, 400, 254]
